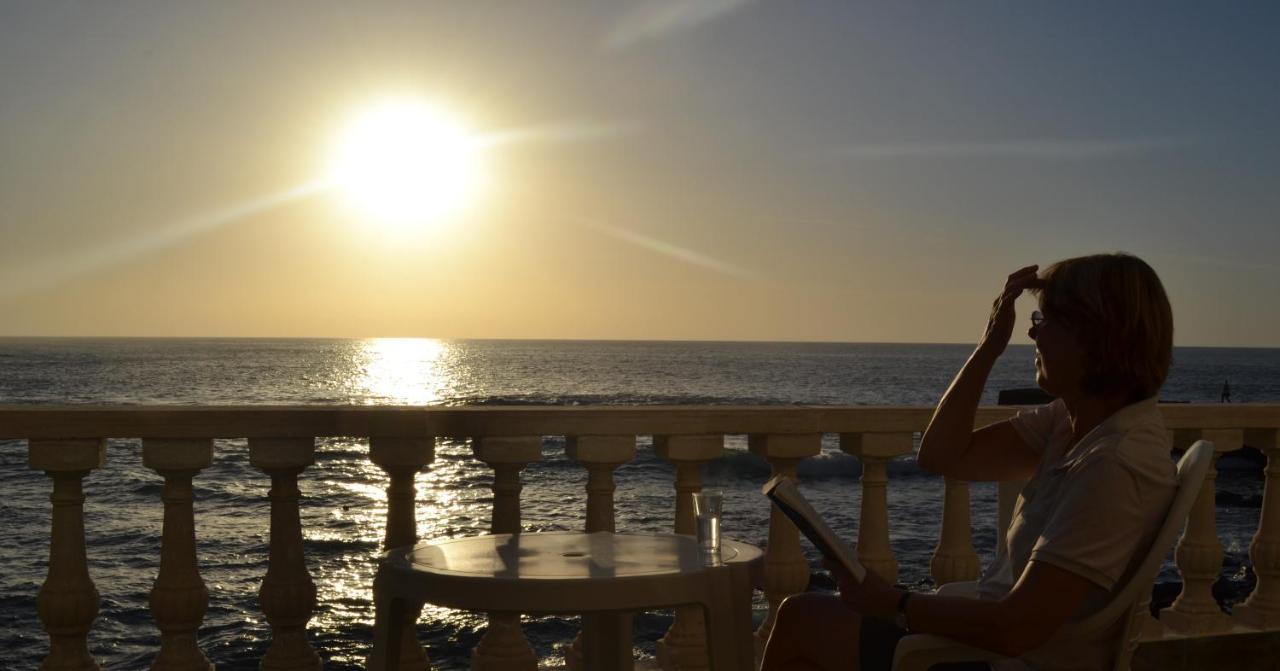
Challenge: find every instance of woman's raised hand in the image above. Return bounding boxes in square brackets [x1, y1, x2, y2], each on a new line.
[978, 265, 1041, 358]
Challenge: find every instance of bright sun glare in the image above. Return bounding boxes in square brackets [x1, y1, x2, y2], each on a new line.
[328, 99, 484, 229]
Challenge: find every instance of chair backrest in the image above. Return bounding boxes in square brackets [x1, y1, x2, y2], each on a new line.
[1051, 440, 1215, 670]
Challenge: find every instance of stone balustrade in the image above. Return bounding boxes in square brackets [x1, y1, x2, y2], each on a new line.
[3, 403, 1279, 669]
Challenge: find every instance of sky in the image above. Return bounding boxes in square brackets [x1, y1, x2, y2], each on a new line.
[2, 2, 1278, 346]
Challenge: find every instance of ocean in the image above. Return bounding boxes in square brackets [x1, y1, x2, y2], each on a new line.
[2, 338, 1278, 669]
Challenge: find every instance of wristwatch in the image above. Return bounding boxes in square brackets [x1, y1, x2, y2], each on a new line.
[894, 590, 912, 631]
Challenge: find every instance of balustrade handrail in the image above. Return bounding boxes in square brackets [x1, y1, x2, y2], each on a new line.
[3, 402, 1277, 440]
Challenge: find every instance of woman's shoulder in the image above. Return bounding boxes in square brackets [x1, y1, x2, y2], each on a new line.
[1073, 424, 1175, 489]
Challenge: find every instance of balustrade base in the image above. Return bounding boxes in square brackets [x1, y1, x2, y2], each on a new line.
[366, 632, 430, 671]
[1132, 628, 1280, 671]
[39, 645, 102, 671]
[150, 633, 213, 671]
[929, 553, 980, 587]
[1139, 612, 1166, 641]
[471, 616, 537, 671]
[1234, 603, 1280, 630]
[1159, 607, 1234, 635]
[655, 610, 709, 671]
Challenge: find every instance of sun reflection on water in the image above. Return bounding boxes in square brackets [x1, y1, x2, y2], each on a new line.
[307, 362, 530, 665]
[352, 338, 452, 405]
[303, 436, 499, 661]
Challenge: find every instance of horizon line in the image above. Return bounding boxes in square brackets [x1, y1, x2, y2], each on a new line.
[0, 334, 1272, 350]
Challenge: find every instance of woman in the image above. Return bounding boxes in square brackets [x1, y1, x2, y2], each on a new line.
[761, 253, 1176, 671]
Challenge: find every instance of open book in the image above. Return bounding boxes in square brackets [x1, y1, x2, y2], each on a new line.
[762, 475, 866, 582]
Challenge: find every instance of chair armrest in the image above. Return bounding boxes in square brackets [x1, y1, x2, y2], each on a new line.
[890, 634, 1008, 671]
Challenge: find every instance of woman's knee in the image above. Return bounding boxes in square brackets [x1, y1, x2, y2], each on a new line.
[768, 591, 861, 669]
[775, 591, 847, 633]
[777, 592, 822, 619]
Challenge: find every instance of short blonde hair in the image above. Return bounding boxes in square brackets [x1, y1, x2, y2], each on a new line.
[1034, 253, 1173, 400]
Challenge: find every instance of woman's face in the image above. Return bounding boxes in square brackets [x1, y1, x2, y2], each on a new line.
[1028, 306, 1087, 397]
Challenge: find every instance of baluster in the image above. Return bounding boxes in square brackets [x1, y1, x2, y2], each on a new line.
[1161, 429, 1240, 634]
[841, 432, 913, 583]
[654, 434, 724, 671]
[1237, 429, 1280, 629]
[748, 433, 821, 651]
[930, 478, 980, 586]
[248, 437, 321, 670]
[142, 439, 214, 670]
[565, 435, 637, 671]
[471, 436, 542, 671]
[29, 438, 107, 671]
[568, 435, 635, 533]
[369, 436, 436, 669]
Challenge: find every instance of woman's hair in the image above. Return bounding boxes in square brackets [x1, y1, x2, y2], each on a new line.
[1033, 253, 1174, 400]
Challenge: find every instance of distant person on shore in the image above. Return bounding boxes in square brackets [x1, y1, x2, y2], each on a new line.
[1222, 380, 1232, 403]
[761, 253, 1176, 671]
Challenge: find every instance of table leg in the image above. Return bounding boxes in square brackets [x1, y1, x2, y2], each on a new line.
[581, 612, 633, 670]
[729, 561, 757, 668]
[370, 593, 406, 671]
[703, 563, 755, 671]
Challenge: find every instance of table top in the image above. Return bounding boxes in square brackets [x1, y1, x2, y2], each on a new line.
[380, 531, 762, 617]
[403, 531, 754, 581]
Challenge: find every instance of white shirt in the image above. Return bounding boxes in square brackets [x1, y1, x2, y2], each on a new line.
[976, 397, 1175, 671]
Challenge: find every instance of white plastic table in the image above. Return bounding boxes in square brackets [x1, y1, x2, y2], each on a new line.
[369, 531, 762, 670]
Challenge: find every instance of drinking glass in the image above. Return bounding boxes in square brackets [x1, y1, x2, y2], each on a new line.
[692, 490, 723, 554]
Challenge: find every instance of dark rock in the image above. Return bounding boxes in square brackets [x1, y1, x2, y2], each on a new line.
[997, 388, 1055, 405]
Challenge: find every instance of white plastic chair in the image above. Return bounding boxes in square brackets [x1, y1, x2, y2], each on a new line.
[891, 440, 1215, 671]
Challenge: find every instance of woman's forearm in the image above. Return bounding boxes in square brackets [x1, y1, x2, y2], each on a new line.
[894, 562, 1094, 659]
[917, 345, 1000, 475]
[903, 592, 1035, 658]
[918, 265, 1038, 476]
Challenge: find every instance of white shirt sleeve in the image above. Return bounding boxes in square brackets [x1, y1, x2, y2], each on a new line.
[1008, 398, 1066, 455]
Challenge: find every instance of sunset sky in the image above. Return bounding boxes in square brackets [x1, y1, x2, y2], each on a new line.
[2, 2, 1277, 346]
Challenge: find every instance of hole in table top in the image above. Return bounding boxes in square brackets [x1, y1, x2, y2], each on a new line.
[561, 551, 587, 557]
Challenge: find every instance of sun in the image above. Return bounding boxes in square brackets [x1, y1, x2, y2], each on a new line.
[328, 99, 485, 229]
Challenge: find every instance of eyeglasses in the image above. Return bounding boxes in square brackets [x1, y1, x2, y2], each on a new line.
[1030, 310, 1045, 328]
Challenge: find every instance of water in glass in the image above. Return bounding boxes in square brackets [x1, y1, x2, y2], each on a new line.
[693, 490, 723, 552]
